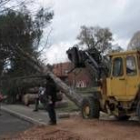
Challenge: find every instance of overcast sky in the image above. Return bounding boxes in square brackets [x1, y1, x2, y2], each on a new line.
[39, 0, 140, 64]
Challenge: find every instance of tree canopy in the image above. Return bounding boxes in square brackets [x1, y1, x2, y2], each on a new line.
[0, 7, 54, 77]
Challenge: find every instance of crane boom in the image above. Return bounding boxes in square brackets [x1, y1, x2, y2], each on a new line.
[67, 47, 110, 81]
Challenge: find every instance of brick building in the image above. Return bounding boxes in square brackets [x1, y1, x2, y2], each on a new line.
[53, 62, 93, 88]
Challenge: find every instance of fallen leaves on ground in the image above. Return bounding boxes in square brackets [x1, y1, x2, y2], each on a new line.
[2, 116, 140, 140]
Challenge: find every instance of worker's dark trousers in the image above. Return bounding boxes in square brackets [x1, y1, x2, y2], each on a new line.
[48, 102, 56, 123]
[34, 98, 39, 110]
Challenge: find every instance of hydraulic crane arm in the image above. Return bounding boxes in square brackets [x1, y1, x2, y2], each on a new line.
[67, 47, 110, 80]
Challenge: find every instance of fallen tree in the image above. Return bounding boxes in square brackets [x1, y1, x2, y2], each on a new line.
[6, 46, 84, 107]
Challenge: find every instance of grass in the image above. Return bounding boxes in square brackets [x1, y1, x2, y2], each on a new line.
[57, 87, 97, 113]
[76, 87, 98, 94]
[57, 100, 79, 113]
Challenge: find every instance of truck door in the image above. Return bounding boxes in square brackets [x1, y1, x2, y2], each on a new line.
[111, 57, 126, 98]
[125, 55, 138, 99]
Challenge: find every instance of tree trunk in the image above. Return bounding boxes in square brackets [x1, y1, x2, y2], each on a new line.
[12, 46, 83, 107]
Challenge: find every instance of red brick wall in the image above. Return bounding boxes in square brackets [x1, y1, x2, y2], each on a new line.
[68, 68, 93, 87]
[53, 62, 73, 77]
[53, 62, 93, 87]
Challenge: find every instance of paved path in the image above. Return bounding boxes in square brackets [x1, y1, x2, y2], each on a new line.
[1, 104, 50, 125]
[0, 111, 33, 139]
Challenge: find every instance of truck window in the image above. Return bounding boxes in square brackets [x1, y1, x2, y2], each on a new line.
[126, 56, 137, 75]
[113, 57, 123, 77]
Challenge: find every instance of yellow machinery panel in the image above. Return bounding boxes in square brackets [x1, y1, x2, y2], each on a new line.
[106, 51, 140, 101]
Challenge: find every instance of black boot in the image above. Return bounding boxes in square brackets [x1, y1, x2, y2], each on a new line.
[48, 120, 56, 125]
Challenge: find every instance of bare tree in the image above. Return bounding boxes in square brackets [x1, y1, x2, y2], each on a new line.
[77, 26, 113, 53]
[111, 44, 124, 53]
[127, 31, 140, 50]
[0, 0, 33, 13]
[0, 0, 10, 7]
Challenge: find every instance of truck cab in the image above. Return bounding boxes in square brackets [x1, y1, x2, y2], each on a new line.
[104, 50, 140, 118]
[107, 50, 140, 101]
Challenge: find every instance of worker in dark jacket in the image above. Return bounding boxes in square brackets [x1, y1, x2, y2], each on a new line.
[45, 76, 57, 125]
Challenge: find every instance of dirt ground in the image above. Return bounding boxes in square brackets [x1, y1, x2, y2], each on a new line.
[2, 116, 140, 140]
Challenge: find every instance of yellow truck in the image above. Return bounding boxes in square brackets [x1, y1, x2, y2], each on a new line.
[67, 48, 140, 120]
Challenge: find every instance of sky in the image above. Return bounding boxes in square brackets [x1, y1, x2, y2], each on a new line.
[38, 0, 140, 64]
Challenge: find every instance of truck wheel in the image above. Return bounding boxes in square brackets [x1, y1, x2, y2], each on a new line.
[81, 97, 100, 119]
[115, 115, 130, 121]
